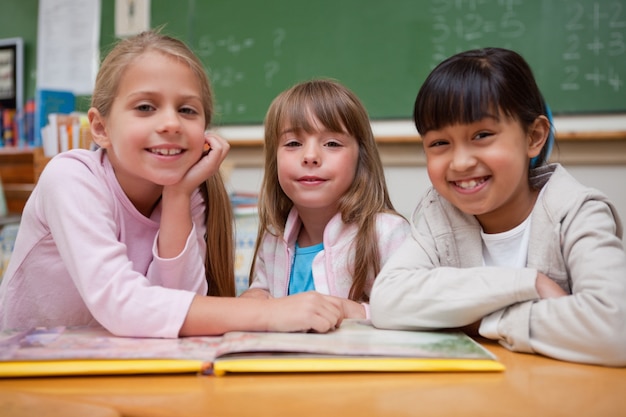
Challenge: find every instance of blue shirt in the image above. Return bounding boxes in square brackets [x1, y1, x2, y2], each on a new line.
[288, 242, 323, 295]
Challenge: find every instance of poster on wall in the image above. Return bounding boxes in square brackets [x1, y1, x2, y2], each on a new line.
[36, 0, 101, 95]
[0, 38, 23, 111]
[0, 48, 14, 100]
[115, 0, 150, 38]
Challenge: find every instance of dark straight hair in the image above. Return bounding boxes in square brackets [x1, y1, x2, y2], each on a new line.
[413, 47, 554, 167]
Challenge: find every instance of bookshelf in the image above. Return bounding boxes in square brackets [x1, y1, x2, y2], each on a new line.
[0, 147, 49, 213]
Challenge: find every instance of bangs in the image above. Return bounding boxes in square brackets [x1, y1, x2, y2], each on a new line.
[273, 81, 359, 137]
[414, 58, 512, 134]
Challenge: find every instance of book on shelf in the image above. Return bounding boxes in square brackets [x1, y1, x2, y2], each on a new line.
[44, 113, 91, 154]
[34, 89, 75, 148]
[0, 319, 504, 378]
[0, 108, 18, 147]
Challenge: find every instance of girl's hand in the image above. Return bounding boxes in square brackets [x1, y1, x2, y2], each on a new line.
[239, 288, 272, 299]
[264, 292, 344, 333]
[338, 298, 367, 319]
[158, 133, 229, 259]
[172, 132, 230, 195]
[535, 272, 568, 299]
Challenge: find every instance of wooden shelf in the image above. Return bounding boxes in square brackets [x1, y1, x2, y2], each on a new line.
[0, 148, 50, 213]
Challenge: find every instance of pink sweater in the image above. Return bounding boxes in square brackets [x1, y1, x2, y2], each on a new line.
[0, 149, 208, 338]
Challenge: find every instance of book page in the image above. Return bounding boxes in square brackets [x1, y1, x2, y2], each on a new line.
[0, 321, 503, 377]
[0, 326, 222, 362]
[216, 319, 495, 360]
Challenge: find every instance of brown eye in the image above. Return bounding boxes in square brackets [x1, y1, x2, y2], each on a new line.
[179, 107, 198, 115]
[474, 132, 493, 141]
[136, 104, 154, 112]
[428, 140, 448, 148]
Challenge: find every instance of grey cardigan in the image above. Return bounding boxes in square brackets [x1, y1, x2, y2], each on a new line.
[371, 164, 626, 366]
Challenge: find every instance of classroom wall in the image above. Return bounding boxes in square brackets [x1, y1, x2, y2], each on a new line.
[227, 164, 626, 226]
[3, 1, 625, 231]
[222, 116, 626, 240]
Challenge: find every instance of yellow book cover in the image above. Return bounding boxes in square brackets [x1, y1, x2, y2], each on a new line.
[0, 320, 504, 378]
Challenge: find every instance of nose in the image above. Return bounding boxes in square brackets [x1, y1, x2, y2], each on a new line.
[302, 143, 320, 166]
[450, 145, 476, 171]
[157, 108, 181, 134]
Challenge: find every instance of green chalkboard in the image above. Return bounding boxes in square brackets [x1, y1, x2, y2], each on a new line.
[4, 0, 626, 125]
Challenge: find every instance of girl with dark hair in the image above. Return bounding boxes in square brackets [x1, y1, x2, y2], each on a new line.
[371, 48, 626, 366]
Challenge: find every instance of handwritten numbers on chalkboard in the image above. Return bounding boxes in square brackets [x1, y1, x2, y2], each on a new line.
[265, 28, 286, 86]
[607, 68, 623, 92]
[428, 0, 526, 68]
[608, 32, 626, 56]
[211, 67, 244, 88]
[564, 34, 582, 61]
[273, 28, 286, 56]
[138, 0, 626, 123]
[500, 11, 526, 38]
[193, 28, 287, 120]
[561, 1, 626, 96]
[265, 61, 280, 87]
[565, 3, 585, 31]
[264, 28, 287, 87]
[562, 66, 580, 92]
[420, 0, 625, 113]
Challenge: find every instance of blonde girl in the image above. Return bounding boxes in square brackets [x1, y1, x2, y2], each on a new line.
[0, 31, 344, 337]
[242, 79, 410, 319]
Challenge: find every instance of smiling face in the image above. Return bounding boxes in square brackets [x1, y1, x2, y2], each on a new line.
[89, 51, 206, 205]
[422, 113, 546, 233]
[276, 114, 359, 221]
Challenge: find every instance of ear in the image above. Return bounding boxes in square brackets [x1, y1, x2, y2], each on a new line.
[527, 115, 550, 160]
[88, 108, 111, 149]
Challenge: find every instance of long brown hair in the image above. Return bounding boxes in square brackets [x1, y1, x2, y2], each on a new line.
[91, 29, 235, 296]
[250, 79, 401, 301]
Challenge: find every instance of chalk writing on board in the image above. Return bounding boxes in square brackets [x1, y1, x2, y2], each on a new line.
[561, 1, 625, 93]
[194, 29, 286, 118]
[427, 0, 625, 103]
[273, 28, 286, 56]
[428, 0, 526, 69]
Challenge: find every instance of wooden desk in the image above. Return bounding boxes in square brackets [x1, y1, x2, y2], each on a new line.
[0, 340, 624, 417]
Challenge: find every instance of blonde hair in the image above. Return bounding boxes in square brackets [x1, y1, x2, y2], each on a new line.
[91, 30, 235, 297]
[251, 79, 401, 301]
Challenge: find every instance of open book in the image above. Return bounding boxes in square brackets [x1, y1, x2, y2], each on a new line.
[0, 319, 504, 377]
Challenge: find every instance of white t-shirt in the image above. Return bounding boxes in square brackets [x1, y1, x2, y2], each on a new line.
[479, 211, 533, 339]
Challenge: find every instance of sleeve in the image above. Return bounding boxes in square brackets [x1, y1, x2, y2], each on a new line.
[376, 214, 411, 259]
[148, 193, 208, 294]
[248, 232, 271, 292]
[478, 309, 505, 339]
[363, 213, 411, 302]
[38, 157, 202, 338]
[499, 199, 626, 366]
[370, 207, 539, 331]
